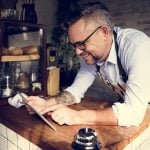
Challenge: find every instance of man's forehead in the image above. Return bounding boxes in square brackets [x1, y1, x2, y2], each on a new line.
[68, 18, 96, 34]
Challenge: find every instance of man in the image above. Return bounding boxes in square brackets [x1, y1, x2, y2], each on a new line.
[26, 1, 150, 127]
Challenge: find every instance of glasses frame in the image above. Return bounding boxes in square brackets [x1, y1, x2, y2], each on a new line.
[68, 26, 102, 50]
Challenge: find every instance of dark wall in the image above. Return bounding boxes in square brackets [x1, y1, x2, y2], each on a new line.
[80, 0, 150, 36]
[106, 0, 150, 36]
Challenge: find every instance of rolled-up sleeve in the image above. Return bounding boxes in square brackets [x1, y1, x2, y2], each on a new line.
[112, 40, 150, 127]
[65, 57, 96, 103]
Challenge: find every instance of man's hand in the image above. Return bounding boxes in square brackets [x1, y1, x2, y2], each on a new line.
[25, 96, 118, 126]
[41, 104, 80, 125]
[25, 96, 47, 114]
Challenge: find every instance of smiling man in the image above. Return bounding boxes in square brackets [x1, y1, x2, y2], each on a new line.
[68, 20, 111, 65]
[26, 1, 150, 127]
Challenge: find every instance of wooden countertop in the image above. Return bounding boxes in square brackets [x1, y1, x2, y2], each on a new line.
[0, 97, 150, 150]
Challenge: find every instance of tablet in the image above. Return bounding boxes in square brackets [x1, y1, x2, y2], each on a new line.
[19, 92, 56, 131]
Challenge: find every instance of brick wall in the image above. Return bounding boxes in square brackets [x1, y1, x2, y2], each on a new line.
[105, 0, 150, 36]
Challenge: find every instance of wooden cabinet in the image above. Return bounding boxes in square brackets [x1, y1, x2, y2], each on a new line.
[0, 19, 48, 98]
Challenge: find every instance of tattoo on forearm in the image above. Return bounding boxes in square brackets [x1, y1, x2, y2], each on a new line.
[55, 91, 76, 105]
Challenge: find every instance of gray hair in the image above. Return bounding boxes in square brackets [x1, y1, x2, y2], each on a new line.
[63, 1, 114, 32]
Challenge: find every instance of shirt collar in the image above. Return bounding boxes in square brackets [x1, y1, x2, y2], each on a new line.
[106, 35, 117, 65]
[96, 34, 117, 67]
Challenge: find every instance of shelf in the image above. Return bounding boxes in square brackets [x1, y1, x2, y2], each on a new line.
[6, 26, 40, 36]
[0, 19, 47, 97]
[0, 19, 44, 35]
[0, 54, 40, 62]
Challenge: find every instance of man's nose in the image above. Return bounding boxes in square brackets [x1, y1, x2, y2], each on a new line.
[75, 48, 84, 56]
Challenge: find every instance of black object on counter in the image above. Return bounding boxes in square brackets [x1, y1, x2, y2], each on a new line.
[72, 128, 101, 150]
[20, 0, 37, 23]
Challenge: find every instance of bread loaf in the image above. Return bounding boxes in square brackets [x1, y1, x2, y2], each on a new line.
[9, 47, 23, 56]
[2, 48, 10, 55]
[22, 46, 38, 54]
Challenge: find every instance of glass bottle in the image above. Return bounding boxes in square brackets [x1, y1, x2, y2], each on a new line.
[15, 62, 21, 85]
[20, 0, 26, 21]
[21, 0, 37, 23]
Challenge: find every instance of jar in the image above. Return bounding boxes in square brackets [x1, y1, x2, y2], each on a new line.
[17, 72, 29, 89]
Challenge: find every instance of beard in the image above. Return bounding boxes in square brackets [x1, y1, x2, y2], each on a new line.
[83, 53, 102, 65]
[80, 49, 104, 65]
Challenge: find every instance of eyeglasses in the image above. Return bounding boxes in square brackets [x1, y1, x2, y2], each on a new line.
[68, 26, 102, 50]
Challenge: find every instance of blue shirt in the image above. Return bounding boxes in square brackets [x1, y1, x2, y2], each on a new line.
[65, 27, 150, 127]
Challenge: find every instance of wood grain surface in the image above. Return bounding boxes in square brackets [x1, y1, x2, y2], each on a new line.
[0, 97, 150, 150]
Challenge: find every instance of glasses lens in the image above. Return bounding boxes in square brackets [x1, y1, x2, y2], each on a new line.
[68, 41, 85, 50]
[75, 42, 85, 50]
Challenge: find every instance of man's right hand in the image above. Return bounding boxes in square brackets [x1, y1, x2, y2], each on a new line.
[25, 96, 56, 114]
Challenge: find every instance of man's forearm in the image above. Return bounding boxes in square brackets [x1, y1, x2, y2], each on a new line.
[77, 107, 118, 125]
[47, 91, 76, 106]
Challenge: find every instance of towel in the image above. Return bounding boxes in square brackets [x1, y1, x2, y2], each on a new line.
[8, 93, 28, 108]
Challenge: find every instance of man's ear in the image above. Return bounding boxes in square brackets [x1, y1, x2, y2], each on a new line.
[101, 26, 109, 40]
